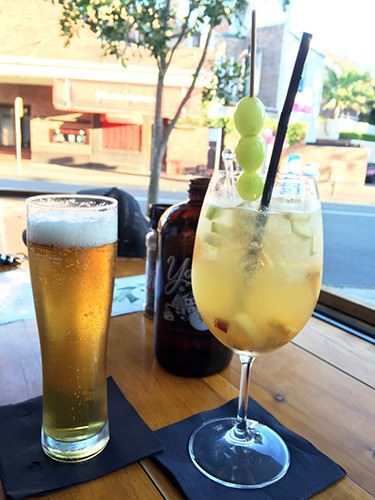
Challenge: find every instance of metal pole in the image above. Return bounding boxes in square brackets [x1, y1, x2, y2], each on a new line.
[14, 97, 24, 174]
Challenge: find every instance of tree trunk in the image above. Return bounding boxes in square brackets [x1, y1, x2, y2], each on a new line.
[147, 67, 166, 209]
[146, 27, 213, 209]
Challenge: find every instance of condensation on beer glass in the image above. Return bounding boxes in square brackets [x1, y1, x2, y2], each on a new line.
[26, 194, 118, 462]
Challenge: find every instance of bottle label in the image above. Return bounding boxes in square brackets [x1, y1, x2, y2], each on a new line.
[162, 255, 207, 331]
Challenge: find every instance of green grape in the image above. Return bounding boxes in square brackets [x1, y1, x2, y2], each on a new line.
[233, 96, 265, 137]
[235, 135, 266, 173]
[236, 172, 264, 201]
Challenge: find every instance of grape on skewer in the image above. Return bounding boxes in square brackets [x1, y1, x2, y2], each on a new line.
[233, 96, 265, 138]
[235, 135, 266, 173]
[232, 11, 266, 202]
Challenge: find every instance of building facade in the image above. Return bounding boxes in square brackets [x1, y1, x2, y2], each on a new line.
[0, 0, 210, 174]
[0, 0, 326, 174]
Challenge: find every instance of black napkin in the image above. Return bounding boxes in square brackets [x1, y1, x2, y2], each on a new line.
[154, 398, 346, 500]
[0, 377, 163, 500]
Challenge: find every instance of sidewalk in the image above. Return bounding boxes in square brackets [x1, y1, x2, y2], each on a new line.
[0, 159, 189, 197]
[1, 158, 375, 205]
[317, 180, 375, 206]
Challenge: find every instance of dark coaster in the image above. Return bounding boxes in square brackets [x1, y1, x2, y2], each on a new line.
[154, 398, 346, 500]
[0, 377, 163, 500]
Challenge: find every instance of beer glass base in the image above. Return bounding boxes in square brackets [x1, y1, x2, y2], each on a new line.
[41, 421, 110, 462]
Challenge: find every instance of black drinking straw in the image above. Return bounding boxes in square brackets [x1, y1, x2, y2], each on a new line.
[260, 32, 312, 210]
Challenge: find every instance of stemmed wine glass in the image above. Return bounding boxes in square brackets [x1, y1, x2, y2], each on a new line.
[189, 164, 323, 488]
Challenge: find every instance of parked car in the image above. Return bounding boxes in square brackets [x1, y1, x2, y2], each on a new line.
[365, 164, 375, 184]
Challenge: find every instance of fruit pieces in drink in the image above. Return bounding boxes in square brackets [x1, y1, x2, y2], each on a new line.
[192, 202, 322, 356]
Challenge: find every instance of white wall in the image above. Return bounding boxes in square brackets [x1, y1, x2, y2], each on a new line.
[317, 118, 375, 162]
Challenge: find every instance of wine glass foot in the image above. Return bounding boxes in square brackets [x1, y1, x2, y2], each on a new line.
[188, 417, 290, 489]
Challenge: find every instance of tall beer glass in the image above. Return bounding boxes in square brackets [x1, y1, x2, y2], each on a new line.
[26, 194, 118, 462]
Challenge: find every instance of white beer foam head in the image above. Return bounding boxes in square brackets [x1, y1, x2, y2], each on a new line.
[28, 211, 117, 247]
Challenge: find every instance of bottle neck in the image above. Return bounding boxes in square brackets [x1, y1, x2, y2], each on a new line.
[187, 177, 210, 204]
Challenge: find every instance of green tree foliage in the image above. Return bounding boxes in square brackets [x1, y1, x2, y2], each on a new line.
[339, 131, 375, 143]
[202, 57, 246, 106]
[264, 117, 306, 146]
[322, 67, 375, 120]
[201, 56, 247, 152]
[53, 0, 247, 206]
[286, 121, 307, 146]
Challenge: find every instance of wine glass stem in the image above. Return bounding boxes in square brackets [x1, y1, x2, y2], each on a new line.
[235, 355, 255, 436]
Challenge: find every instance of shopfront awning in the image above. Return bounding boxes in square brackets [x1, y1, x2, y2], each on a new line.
[53, 78, 203, 119]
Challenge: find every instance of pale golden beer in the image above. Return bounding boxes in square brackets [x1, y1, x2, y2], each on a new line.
[27, 195, 117, 462]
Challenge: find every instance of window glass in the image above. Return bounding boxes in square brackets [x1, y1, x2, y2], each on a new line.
[1, 0, 374, 331]
[254, 0, 375, 321]
[0, 106, 15, 147]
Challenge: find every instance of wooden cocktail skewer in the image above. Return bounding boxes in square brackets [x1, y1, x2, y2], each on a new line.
[250, 9, 256, 98]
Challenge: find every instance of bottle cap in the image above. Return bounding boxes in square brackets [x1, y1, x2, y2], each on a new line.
[188, 177, 210, 190]
[149, 203, 171, 229]
[188, 177, 210, 200]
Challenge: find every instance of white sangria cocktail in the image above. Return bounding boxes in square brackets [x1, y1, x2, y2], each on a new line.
[188, 35, 318, 487]
[189, 170, 323, 489]
[192, 175, 322, 356]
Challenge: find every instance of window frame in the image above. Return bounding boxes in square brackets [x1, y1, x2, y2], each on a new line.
[316, 289, 375, 343]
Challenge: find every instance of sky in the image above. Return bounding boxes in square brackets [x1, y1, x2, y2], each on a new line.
[254, 0, 374, 74]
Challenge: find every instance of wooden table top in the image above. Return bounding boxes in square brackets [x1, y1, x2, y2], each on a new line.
[0, 258, 374, 499]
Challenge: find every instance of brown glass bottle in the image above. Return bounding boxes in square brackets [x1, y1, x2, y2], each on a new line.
[153, 177, 233, 377]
